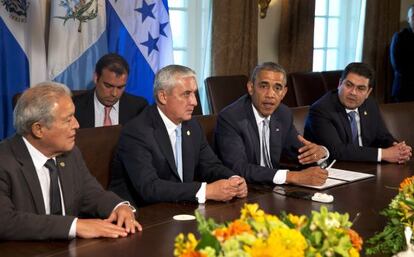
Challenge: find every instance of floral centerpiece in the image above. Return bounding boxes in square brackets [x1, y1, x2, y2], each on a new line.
[174, 204, 362, 257]
[366, 176, 414, 255]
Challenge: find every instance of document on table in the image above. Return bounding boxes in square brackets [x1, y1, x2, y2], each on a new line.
[303, 168, 375, 190]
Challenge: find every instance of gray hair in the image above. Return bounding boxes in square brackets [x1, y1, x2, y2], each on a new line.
[250, 62, 287, 86]
[153, 65, 196, 100]
[14, 82, 71, 135]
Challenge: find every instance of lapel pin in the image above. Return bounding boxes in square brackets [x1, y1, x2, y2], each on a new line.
[276, 128, 280, 132]
[364, 111, 368, 116]
[187, 130, 190, 136]
[59, 161, 65, 168]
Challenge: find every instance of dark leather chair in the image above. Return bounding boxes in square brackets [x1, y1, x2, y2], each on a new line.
[75, 125, 122, 189]
[291, 106, 310, 136]
[194, 114, 217, 148]
[205, 75, 248, 114]
[321, 70, 342, 91]
[379, 102, 414, 147]
[282, 75, 298, 107]
[289, 72, 326, 106]
[12, 90, 89, 108]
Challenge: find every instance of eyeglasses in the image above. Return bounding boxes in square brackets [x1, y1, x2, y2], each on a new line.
[341, 80, 370, 93]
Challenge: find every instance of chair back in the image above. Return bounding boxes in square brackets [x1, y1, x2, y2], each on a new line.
[75, 125, 122, 189]
[291, 106, 310, 136]
[194, 114, 218, 148]
[380, 102, 414, 147]
[205, 75, 248, 114]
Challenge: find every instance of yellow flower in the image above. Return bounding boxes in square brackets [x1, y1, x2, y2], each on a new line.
[349, 247, 360, 257]
[174, 233, 201, 257]
[287, 214, 307, 229]
[246, 227, 307, 257]
[241, 203, 266, 222]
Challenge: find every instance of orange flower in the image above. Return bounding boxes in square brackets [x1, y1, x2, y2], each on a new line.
[213, 219, 252, 241]
[181, 251, 206, 257]
[399, 176, 414, 191]
[347, 228, 363, 251]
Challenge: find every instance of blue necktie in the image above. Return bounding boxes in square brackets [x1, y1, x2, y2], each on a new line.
[262, 119, 273, 168]
[175, 126, 183, 181]
[44, 159, 62, 215]
[348, 111, 358, 145]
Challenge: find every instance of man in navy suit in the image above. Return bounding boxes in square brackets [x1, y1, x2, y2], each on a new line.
[109, 65, 247, 206]
[73, 53, 147, 128]
[305, 62, 412, 163]
[215, 62, 328, 186]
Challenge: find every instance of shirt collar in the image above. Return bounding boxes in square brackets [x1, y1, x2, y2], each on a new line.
[345, 107, 359, 114]
[157, 106, 180, 135]
[93, 91, 120, 113]
[22, 136, 55, 170]
[251, 103, 269, 126]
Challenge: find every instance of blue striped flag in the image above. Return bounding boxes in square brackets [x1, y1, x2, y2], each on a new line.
[106, 0, 173, 103]
[0, 1, 47, 139]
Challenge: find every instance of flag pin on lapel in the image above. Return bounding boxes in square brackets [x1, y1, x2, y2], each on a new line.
[276, 128, 280, 132]
[187, 130, 191, 136]
[59, 162, 65, 168]
[364, 111, 368, 116]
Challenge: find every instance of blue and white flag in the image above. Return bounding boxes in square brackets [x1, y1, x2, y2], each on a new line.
[106, 0, 173, 103]
[0, 0, 47, 139]
[48, 0, 107, 90]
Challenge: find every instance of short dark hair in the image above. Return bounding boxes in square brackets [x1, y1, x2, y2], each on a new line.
[95, 53, 129, 79]
[250, 62, 287, 86]
[340, 62, 375, 88]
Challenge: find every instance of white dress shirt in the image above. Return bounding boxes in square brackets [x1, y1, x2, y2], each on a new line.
[157, 107, 206, 203]
[94, 93, 120, 127]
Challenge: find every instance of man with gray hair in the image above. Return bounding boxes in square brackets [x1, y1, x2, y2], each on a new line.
[0, 82, 141, 240]
[110, 65, 248, 206]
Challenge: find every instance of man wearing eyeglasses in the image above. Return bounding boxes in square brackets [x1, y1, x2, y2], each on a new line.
[304, 62, 412, 163]
[215, 62, 329, 186]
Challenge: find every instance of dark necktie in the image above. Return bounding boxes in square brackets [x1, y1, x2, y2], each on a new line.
[262, 119, 273, 168]
[44, 159, 62, 215]
[348, 111, 359, 145]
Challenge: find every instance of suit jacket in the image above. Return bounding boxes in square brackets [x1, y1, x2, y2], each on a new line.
[0, 135, 123, 240]
[73, 89, 148, 128]
[304, 90, 395, 162]
[390, 27, 414, 101]
[109, 105, 235, 206]
[214, 95, 302, 185]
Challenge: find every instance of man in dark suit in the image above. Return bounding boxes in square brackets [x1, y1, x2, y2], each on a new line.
[215, 62, 328, 186]
[73, 53, 147, 128]
[390, 4, 414, 102]
[110, 65, 247, 206]
[0, 82, 141, 240]
[304, 62, 412, 163]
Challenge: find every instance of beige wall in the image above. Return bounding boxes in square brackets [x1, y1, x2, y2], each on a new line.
[257, 0, 281, 64]
[258, 0, 413, 64]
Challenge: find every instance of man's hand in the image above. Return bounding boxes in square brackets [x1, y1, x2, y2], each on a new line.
[206, 179, 242, 201]
[228, 176, 248, 198]
[286, 166, 328, 186]
[76, 219, 129, 239]
[297, 135, 327, 164]
[105, 204, 142, 234]
[382, 141, 412, 164]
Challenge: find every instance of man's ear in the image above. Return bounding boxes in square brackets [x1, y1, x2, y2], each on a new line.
[31, 122, 43, 139]
[157, 90, 168, 105]
[247, 81, 254, 96]
[93, 73, 98, 85]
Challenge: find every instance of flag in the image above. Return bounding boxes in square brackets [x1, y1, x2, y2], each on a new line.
[48, 0, 108, 90]
[0, 0, 47, 139]
[106, 0, 173, 103]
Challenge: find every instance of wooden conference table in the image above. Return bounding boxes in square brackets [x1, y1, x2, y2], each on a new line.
[1, 161, 413, 257]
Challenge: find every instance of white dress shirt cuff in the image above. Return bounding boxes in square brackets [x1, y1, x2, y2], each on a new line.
[112, 201, 136, 213]
[273, 169, 288, 184]
[378, 148, 382, 162]
[196, 182, 207, 204]
[69, 218, 77, 239]
[316, 146, 330, 165]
